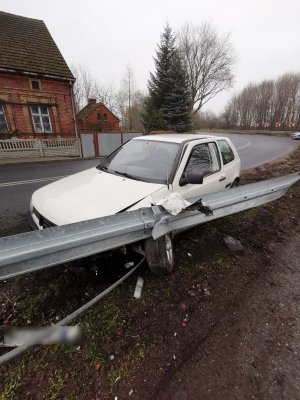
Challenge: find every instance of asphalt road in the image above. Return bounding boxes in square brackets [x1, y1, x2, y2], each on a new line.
[0, 134, 297, 237]
[209, 132, 297, 170]
[0, 158, 98, 237]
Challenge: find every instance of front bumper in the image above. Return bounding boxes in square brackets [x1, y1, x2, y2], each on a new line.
[29, 207, 56, 230]
[27, 212, 39, 231]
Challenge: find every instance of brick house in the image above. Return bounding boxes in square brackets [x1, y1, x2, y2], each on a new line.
[0, 11, 77, 139]
[77, 99, 121, 133]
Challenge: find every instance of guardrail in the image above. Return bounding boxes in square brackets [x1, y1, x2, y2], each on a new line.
[0, 172, 299, 281]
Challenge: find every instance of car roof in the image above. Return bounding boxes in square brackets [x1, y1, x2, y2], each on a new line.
[133, 133, 227, 144]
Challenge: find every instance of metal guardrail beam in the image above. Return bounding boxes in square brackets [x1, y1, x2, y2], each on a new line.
[0, 172, 299, 281]
[152, 172, 300, 239]
[0, 209, 154, 280]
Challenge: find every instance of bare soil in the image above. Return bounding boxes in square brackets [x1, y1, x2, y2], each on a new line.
[0, 145, 299, 400]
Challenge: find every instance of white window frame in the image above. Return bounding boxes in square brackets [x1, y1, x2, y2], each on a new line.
[30, 105, 52, 133]
[0, 104, 9, 133]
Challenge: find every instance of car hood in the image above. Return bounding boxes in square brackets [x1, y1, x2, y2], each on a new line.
[32, 167, 165, 225]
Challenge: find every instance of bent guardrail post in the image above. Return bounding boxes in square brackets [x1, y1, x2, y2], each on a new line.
[0, 172, 299, 281]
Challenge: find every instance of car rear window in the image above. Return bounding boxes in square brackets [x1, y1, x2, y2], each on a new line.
[217, 140, 235, 165]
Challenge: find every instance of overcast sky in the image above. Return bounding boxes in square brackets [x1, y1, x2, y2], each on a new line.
[1, 0, 300, 113]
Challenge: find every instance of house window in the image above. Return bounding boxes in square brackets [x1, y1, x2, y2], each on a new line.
[31, 80, 41, 91]
[103, 113, 108, 121]
[97, 113, 101, 120]
[30, 105, 52, 133]
[0, 104, 8, 133]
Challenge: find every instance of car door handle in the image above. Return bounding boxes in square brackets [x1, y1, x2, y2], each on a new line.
[219, 176, 226, 182]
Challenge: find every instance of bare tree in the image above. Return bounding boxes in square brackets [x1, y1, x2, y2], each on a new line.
[115, 66, 146, 131]
[70, 64, 96, 112]
[71, 63, 145, 130]
[122, 65, 135, 131]
[222, 95, 238, 128]
[93, 80, 118, 114]
[70, 64, 84, 112]
[223, 72, 300, 130]
[130, 90, 146, 132]
[115, 87, 128, 129]
[71, 64, 121, 116]
[178, 22, 237, 114]
[116, 87, 145, 132]
[193, 110, 222, 129]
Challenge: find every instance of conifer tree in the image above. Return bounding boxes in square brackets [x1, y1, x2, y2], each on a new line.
[142, 24, 191, 132]
[141, 97, 167, 132]
[163, 49, 192, 132]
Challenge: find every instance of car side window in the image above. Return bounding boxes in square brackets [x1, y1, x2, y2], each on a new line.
[217, 140, 235, 165]
[184, 142, 221, 176]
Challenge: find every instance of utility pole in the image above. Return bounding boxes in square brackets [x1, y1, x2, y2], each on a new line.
[128, 67, 131, 132]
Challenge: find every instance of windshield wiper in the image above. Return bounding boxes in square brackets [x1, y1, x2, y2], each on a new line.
[110, 170, 141, 181]
[96, 165, 107, 171]
[97, 166, 142, 181]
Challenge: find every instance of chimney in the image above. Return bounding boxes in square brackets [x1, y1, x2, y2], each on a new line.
[88, 98, 97, 105]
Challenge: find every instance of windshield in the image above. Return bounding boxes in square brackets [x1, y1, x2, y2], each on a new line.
[100, 139, 179, 184]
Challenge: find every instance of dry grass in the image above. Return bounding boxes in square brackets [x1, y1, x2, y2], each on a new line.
[241, 143, 300, 184]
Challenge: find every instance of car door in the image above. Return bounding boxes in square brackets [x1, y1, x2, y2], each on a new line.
[172, 140, 225, 200]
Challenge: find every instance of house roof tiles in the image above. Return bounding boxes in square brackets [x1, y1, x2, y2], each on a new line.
[0, 11, 74, 80]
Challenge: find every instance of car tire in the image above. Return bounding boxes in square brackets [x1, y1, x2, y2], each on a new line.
[144, 234, 174, 275]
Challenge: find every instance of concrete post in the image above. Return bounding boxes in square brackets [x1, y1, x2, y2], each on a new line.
[37, 139, 44, 157]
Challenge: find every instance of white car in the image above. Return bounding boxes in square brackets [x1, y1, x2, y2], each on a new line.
[291, 131, 300, 139]
[30, 134, 241, 274]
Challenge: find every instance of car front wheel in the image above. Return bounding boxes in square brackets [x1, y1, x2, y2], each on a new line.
[144, 234, 174, 275]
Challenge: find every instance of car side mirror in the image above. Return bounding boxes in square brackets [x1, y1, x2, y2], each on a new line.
[179, 171, 204, 186]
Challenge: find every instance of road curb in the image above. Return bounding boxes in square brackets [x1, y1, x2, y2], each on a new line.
[0, 157, 97, 166]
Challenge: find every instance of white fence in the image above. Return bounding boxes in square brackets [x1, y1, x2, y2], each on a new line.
[0, 138, 81, 159]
